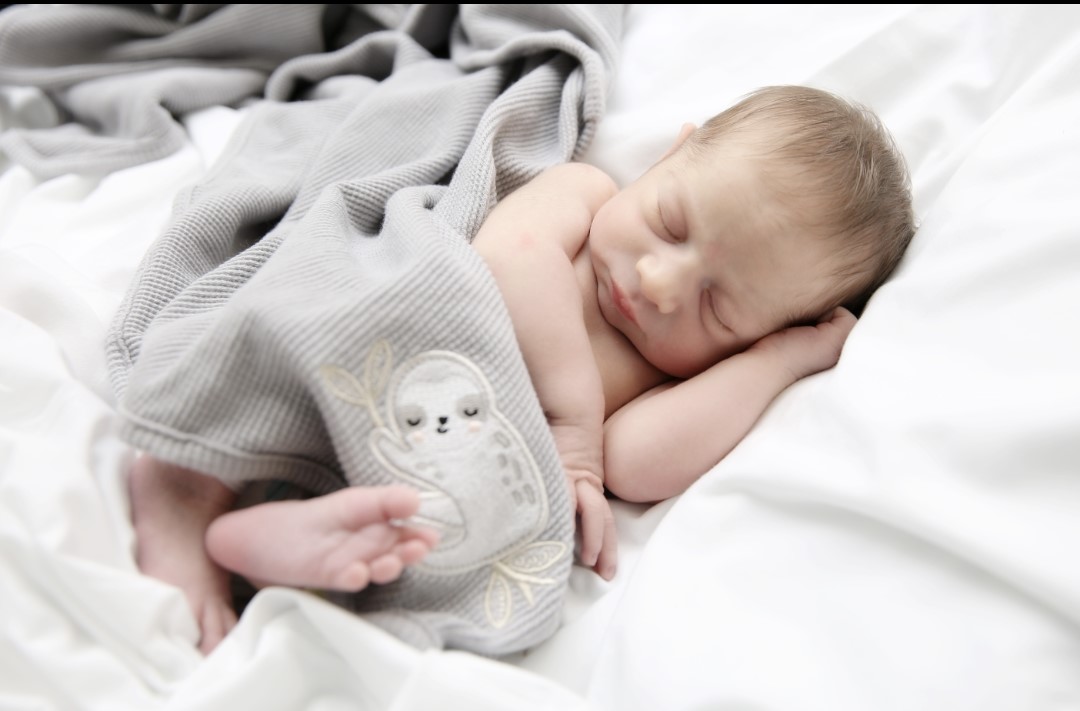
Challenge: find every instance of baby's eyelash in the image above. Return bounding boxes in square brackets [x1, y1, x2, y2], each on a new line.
[664, 224, 685, 243]
[657, 202, 682, 242]
[702, 289, 727, 330]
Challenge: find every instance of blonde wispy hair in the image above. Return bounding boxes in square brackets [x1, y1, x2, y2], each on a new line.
[684, 85, 916, 319]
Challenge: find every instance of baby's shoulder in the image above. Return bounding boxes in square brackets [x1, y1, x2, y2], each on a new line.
[530, 162, 618, 204]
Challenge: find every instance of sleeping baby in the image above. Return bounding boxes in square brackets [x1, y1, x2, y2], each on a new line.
[128, 85, 915, 655]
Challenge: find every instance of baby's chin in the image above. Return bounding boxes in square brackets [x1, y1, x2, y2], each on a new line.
[635, 342, 699, 380]
[653, 359, 704, 380]
[600, 305, 715, 378]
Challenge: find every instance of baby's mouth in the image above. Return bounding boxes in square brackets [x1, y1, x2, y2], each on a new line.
[437, 426, 448, 434]
[612, 279, 638, 326]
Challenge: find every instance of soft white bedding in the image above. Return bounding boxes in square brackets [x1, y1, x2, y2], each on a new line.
[3, 5, 1080, 710]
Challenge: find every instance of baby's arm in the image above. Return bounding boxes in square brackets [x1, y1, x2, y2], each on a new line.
[604, 308, 857, 503]
[472, 162, 619, 579]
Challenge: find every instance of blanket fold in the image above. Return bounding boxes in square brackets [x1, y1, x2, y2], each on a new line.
[0, 3, 626, 655]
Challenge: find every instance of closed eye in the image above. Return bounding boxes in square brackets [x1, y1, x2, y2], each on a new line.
[657, 200, 684, 243]
[702, 288, 728, 330]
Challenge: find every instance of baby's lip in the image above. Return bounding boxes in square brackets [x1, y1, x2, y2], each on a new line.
[611, 279, 638, 326]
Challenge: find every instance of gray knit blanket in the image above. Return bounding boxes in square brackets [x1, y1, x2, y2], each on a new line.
[0, 4, 626, 656]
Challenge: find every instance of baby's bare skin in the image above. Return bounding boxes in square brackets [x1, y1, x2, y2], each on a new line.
[130, 455, 437, 654]
[473, 153, 856, 578]
[206, 484, 439, 591]
[130, 456, 237, 655]
[130, 103, 886, 654]
[131, 147, 854, 654]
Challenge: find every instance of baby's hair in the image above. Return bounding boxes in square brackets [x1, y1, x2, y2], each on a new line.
[684, 85, 915, 319]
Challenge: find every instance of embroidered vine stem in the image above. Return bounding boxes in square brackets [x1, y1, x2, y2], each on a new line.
[317, 340, 394, 429]
[492, 561, 556, 604]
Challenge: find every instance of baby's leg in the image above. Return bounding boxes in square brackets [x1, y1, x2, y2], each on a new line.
[205, 486, 438, 592]
[129, 455, 238, 655]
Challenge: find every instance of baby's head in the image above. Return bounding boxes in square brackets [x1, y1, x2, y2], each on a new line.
[682, 85, 915, 317]
[588, 85, 914, 378]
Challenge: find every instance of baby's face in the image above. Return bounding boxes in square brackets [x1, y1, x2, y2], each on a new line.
[588, 144, 840, 378]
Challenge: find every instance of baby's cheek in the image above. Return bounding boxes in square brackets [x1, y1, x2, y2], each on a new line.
[468, 421, 482, 433]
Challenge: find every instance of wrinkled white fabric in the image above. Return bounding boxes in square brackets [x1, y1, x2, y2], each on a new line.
[3, 5, 1080, 710]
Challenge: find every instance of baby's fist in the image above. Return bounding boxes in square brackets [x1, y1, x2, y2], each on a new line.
[750, 307, 857, 382]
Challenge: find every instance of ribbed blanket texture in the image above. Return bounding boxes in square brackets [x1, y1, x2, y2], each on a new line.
[0, 3, 626, 655]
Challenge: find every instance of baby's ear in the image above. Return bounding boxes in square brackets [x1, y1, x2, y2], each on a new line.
[661, 122, 697, 160]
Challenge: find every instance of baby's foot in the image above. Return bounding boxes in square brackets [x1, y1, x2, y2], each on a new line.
[205, 486, 439, 592]
[129, 455, 239, 654]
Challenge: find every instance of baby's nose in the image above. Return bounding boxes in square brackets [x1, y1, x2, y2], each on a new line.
[637, 254, 687, 314]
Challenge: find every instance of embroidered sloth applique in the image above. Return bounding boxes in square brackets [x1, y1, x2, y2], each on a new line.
[320, 342, 567, 628]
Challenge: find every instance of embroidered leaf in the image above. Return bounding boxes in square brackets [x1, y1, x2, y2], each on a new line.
[364, 340, 393, 401]
[320, 365, 368, 405]
[485, 569, 513, 629]
[516, 580, 535, 606]
[504, 541, 567, 574]
[320, 364, 382, 427]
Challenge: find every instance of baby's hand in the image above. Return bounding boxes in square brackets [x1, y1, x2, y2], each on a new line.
[550, 422, 618, 580]
[566, 467, 617, 580]
[749, 307, 858, 382]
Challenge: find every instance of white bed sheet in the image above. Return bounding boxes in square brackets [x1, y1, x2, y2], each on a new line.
[3, 5, 1080, 710]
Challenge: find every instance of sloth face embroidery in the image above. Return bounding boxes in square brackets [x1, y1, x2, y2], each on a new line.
[321, 348, 552, 574]
[392, 369, 490, 454]
[321, 345, 569, 627]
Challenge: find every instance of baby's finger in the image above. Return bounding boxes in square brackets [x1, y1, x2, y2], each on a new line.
[593, 507, 618, 580]
[824, 306, 857, 328]
[576, 481, 606, 567]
